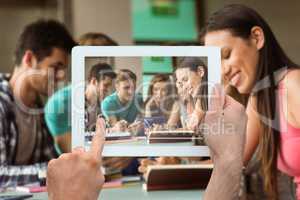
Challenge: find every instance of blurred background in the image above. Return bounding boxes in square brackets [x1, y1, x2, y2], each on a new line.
[0, 0, 299, 75]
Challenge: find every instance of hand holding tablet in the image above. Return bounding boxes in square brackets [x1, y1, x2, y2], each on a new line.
[203, 85, 247, 200]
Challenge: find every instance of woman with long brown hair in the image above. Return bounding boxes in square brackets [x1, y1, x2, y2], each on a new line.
[201, 4, 300, 200]
[144, 74, 175, 121]
[168, 57, 208, 130]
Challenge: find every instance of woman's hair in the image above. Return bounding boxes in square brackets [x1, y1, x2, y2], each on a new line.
[200, 4, 299, 199]
[146, 74, 175, 115]
[177, 57, 208, 111]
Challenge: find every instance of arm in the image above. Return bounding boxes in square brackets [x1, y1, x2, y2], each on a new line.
[144, 98, 154, 118]
[167, 101, 181, 128]
[53, 132, 71, 153]
[186, 99, 205, 131]
[286, 70, 300, 127]
[101, 98, 119, 127]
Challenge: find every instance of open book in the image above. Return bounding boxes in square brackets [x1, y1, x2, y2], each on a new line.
[143, 164, 213, 191]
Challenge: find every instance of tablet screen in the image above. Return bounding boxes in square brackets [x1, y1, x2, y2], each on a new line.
[72, 46, 220, 157]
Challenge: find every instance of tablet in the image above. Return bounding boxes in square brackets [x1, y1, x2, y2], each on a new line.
[72, 46, 220, 157]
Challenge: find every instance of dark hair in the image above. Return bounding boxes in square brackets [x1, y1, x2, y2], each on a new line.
[177, 57, 208, 111]
[88, 63, 116, 82]
[116, 69, 137, 84]
[78, 32, 118, 46]
[14, 19, 76, 66]
[200, 4, 299, 199]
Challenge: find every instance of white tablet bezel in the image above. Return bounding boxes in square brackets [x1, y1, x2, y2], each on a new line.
[72, 46, 221, 157]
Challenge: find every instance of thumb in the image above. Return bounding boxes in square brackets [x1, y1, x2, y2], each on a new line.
[209, 84, 225, 112]
[90, 118, 106, 162]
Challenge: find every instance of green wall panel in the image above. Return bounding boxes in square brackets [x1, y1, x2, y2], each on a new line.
[142, 57, 173, 73]
[131, 0, 197, 41]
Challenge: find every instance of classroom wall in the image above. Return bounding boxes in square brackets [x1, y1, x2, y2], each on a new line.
[0, 0, 299, 74]
[0, 0, 58, 73]
[73, 0, 300, 87]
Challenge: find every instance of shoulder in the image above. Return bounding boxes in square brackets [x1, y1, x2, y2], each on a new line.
[48, 85, 71, 103]
[0, 74, 14, 103]
[282, 69, 300, 106]
[282, 69, 300, 93]
[280, 68, 300, 126]
[102, 92, 118, 108]
[103, 92, 117, 103]
[45, 85, 71, 115]
[280, 69, 300, 104]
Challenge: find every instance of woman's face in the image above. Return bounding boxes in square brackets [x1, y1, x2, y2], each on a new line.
[176, 67, 203, 98]
[152, 81, 168, 104]
[175, 68, 190, 101]
[204, 30, 260, 94]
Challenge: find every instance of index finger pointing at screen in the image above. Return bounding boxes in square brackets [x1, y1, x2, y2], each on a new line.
[90, 118, 106, 162]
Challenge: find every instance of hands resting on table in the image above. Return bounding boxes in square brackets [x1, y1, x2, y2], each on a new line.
[46, 86, 247, 200]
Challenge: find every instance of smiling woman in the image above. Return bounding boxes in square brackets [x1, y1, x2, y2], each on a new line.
[201, 4, 300, 200]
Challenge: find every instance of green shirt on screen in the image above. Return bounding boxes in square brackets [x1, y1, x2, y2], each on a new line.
[101, 92, 143, 123]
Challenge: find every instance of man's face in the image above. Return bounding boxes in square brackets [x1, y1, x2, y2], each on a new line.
[97, 76, 114, 101]
[116, 80, 135, 103]
[29, 47, 68, 96]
